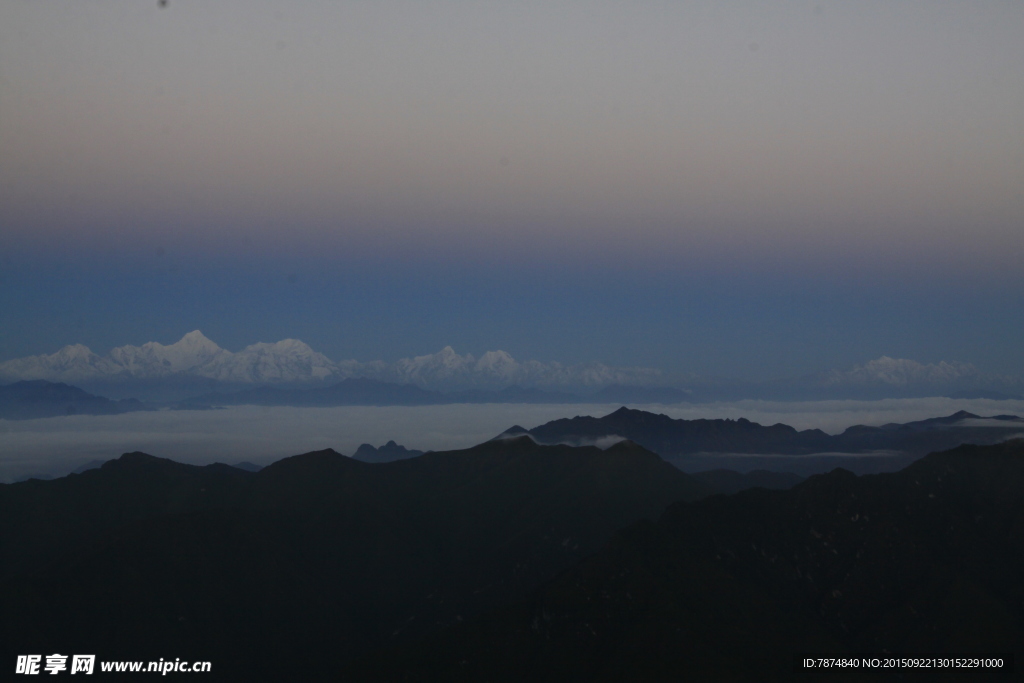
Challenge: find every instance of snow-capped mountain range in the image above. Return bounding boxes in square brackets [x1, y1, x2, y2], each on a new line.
[0, 332, 1017, 399]
[817, 356, 982, 388]
[0, 332, 339, 385]
[0, 331, 666, 391]
[385, 346, 666, 391]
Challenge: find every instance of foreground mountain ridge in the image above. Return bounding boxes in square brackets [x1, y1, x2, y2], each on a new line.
[4, 438, 1022, 680]
[0, 437, 706, 680]
[508, 406, 1024, 476]
[349, 439, 1024, 681]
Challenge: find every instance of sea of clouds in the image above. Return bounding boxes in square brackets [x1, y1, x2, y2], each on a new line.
[1, 397, 1022, 483]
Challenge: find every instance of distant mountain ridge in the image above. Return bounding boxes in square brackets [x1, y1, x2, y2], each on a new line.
[0, 332, 669, 397]
[2, 332, 1021, 400]
[506, 407, 1024, 475]
[352, 440, 425, 463]
[0, 331, 338, 385]
[821, 355, 980, 387]
[0, 381, 150, 420]
[518, 407, 833, 454]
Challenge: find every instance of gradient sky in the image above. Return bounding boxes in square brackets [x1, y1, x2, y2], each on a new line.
[1, 1, 1022, 379]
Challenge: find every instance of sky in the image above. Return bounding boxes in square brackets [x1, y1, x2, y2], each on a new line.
[2, 1, 1022, 380]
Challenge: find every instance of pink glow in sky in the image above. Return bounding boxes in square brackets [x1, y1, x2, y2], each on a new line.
[2, 1, 1022, 273]
[1, 2, 1022, 378]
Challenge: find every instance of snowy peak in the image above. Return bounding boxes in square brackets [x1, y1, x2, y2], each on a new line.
[56, 344, 98, 361]
[428, 346, 474, 368]
[204, 339, 338, 383]
[0, 332, 338, 385]
[476, 350, 518, 375]
[388, 347, 527, 389]
[0, 334, 675, 392]
[0, 344, 117, 382]
[380, 347, 668, 391]
[822, 356, 980, 388]
[389, 347, 476, 388]
[174, 330, 222, 354]
[3, 335, 1015, 398]
[109, 331, 228, 377]
[49, 344, 107, 372]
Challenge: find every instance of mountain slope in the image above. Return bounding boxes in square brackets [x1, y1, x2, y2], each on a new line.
[519, 406, 834, 455]
[352, 440, 425, 463]
[0, 381, 150, 419]
[353, 439, 1024, 681]
[108, 330, 229, 376]
[511, 407, 1024, 468]
[0, 438, 706, 680]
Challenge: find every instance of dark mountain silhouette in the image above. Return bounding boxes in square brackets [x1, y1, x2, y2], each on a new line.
[70, 459, 109, 474]
[12, 472, 56, 482]
[880, 411, 980, 429]
[352, 440, 425, 463]
[0, 380, 150, 419]
[690, 468, 804, 495]
[518, 406, 835, 454]
[350, 439, 1024, 681]
[875, 409, 1020, 431]
[0, 438, 707, 681]
[493, 424, 530, 438]
[505, 407, 1024, 476]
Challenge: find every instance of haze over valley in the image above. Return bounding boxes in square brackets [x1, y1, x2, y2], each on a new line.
[4, 397, 1024, 484]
